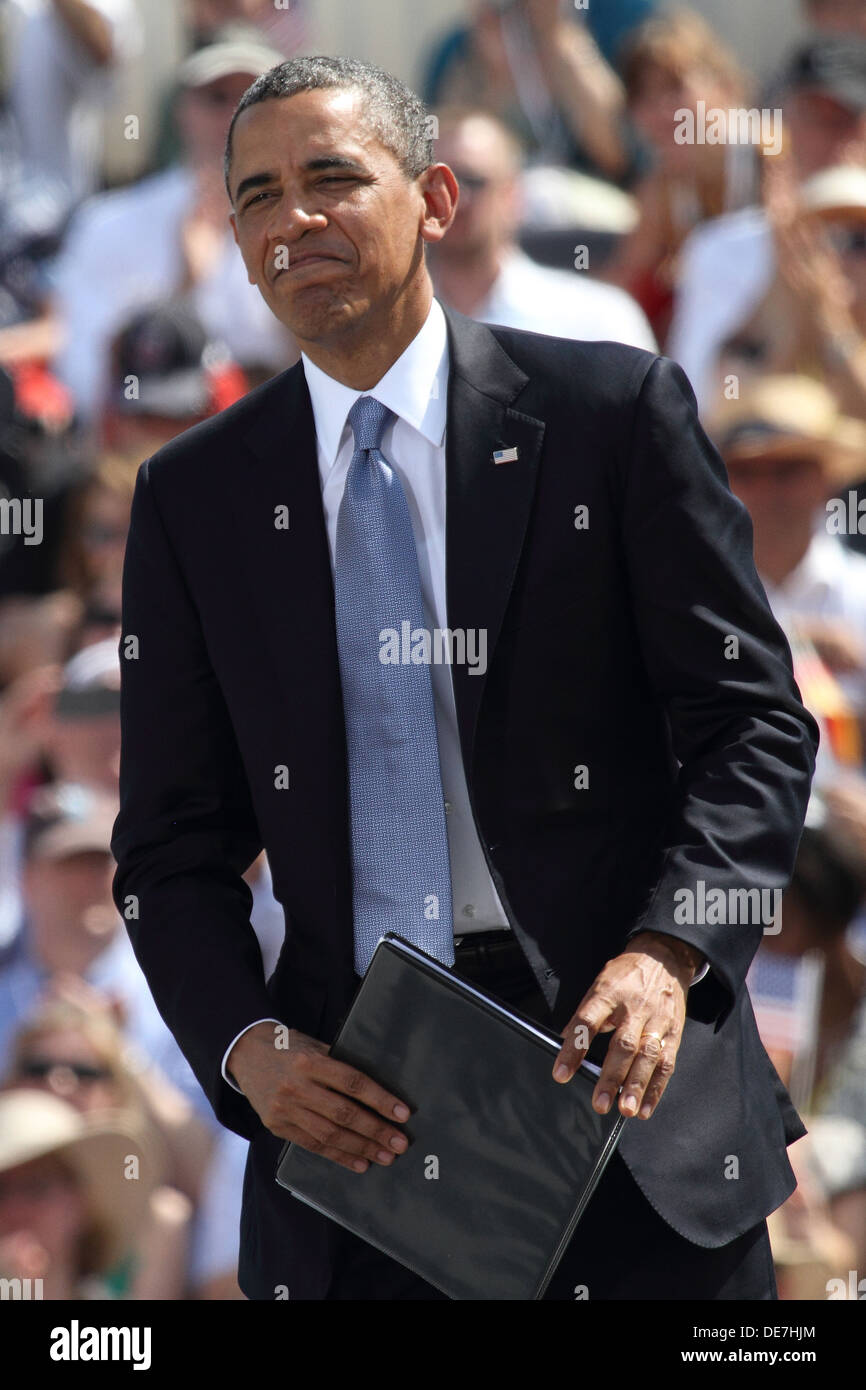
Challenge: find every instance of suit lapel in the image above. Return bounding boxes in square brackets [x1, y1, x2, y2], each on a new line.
[442, 305, 545, 775]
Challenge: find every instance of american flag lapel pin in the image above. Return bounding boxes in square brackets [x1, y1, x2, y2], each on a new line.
[492, 445, 519, 465]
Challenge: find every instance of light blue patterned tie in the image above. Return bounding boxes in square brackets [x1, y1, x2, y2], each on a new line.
[334, 395, 455, 976]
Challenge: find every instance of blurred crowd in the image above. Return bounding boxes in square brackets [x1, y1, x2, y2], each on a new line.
[1, 0, 866, 1300]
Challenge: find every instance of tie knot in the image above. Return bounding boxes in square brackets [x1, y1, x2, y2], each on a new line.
[348, 395, 392, 453]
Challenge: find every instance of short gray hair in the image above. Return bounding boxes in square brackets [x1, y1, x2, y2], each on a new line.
[224, 55, 434, 199]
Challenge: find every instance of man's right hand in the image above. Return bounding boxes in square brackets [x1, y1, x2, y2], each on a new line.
[226, 1022, 410, 1173]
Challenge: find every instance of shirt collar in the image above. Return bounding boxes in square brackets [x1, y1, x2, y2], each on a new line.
[300, 296, 449, 473]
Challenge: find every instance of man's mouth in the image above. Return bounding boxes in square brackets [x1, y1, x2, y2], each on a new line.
[274, 252, 344, 280]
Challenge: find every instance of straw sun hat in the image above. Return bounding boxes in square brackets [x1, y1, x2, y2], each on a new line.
[709, 375, 866, 489]
[0, 1089, 157, 1270]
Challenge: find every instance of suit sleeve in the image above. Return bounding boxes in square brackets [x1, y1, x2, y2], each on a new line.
[110, 457, 275, 1138]
[617, 354, 820, 1026]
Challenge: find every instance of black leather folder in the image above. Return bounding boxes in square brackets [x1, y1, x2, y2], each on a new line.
[275, 932, 628, 1300]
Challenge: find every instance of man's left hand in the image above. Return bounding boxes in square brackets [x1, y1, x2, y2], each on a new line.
[551, 932, 704, 1120]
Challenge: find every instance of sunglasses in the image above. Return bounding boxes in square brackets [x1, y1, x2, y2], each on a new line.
[18, 1058, 113, 1083]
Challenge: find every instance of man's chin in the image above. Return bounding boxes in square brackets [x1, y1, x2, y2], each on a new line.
[269, 287, 365, 344]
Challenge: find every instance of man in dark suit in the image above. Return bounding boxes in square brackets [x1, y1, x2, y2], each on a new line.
[110, 55, 819, 1301]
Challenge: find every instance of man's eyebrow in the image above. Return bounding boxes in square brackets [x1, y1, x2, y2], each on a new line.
[234, 156, 368, 202]
[234, 170, 278, 203]
[304, 156, 367, 174]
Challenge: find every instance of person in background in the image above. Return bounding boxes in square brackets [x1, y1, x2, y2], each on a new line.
[101, 302, 248, 452]
[0, 0, 142, 215]
[4, 992, 207, 1298]
[0, 641, 122, 966]
[423, 0, 630, 183]
[429, 107, 656, 349]
[0, 780, 211, 1117]
[710, 376, 866, 756]
[669, 35, 866, 412]
[58, 449, 142, 620]
[49, 27, 294, 426]
[758, 798, 866, 1296]
[601, 7, 759, 349]
[0, 1087, 155, 1299]
[717, 166, 866, 426]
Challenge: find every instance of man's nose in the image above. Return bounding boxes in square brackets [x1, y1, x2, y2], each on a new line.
[266, 197, 329, 249]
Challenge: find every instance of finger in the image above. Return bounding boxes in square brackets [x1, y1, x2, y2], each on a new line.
[279, 1119, 375, 1174]
[296, 1051, 411, 1125]
[290, 1104, 403, 1167]
[304, 1085, 410, 1156]
[591, 1015, 654, 1114]
[635, 1037, 681, 1119]
[615, 1031, 671, 1117]
[552, 991, 619, 1083]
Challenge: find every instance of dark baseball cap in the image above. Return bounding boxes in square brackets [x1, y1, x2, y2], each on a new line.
[781, 35, 866, 113]
[112, 303, 224, 418]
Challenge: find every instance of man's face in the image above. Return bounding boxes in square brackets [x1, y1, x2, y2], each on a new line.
[433, 118, 518, 260]
[179, 73, 259, 166]
[23, 852, 118, 970]
[725, 449, 828, 543]
[784, 90, 866, 178]
[228, 87, 433, 348]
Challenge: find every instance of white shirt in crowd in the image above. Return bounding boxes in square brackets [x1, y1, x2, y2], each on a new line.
[667, 206, 774, 414]
[760, 521, 866, 720]
[51, 164, 294, 420]
[473, 245, 657, 352]
[3, 0, 142, 209]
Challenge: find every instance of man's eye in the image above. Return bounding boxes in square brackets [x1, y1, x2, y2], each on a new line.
[245, 191, 274, 209]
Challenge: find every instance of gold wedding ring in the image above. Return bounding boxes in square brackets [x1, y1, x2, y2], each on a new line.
[641, 1031, 666, 1049]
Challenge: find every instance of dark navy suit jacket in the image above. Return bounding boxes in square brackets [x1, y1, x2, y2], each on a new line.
[111, 306, 819, 1299]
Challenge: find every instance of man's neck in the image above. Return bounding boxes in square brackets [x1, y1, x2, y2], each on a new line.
[431, 244, 506, 318]
[298, 280, 434, 389]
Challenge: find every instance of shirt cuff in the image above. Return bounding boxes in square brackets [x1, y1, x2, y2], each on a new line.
[689, 961, 710, 987]
[221, 1017, 283, 1093]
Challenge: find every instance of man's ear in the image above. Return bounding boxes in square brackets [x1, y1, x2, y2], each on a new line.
[419, 163, 459, 248]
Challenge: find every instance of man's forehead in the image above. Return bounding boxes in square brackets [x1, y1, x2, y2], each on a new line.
[232, 86, 377, 162]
